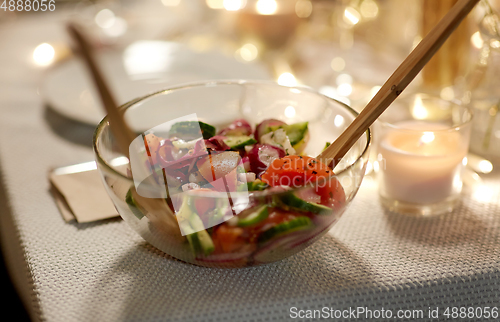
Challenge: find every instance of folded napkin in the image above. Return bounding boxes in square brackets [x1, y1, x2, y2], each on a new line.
[49, 161, 119, 223]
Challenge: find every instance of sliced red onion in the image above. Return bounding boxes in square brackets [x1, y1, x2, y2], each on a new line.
[204, 135, 231, 151]
[254, 119, 287, 142]
[217, 119, 253, 136]
[156, 140, 175, 163]
[248, 144, 285, 176]
[157, 139, 207, 170]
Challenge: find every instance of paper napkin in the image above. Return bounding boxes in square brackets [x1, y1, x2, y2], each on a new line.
[49, 161, 119, 223]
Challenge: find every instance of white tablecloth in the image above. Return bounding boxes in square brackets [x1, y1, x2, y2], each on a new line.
[1, 8, 500, 322]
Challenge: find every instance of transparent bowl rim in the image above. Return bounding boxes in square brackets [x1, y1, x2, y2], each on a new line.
[93, 80, 372, 194]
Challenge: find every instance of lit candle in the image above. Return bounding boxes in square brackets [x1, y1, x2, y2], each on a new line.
[378, 121, 468, 205]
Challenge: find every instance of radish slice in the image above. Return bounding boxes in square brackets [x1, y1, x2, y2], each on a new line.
[218, 119, 253, 136]
[255, 119, 287, 142]
[247, 144, 285, 176]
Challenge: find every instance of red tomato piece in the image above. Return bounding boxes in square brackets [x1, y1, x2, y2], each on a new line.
[212, 225, 246, 253]
[144, 133, 161, 158]
[316, 177, 346, 209]
[261, 155, 332, 187]
[261, 155, 346, 208]
[190, 188, 217, 217]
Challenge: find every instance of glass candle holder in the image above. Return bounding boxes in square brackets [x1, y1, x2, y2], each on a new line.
[376, 94, 473, 216]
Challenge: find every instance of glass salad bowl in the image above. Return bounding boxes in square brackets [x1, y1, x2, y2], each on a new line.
[93, 80, 371, 268]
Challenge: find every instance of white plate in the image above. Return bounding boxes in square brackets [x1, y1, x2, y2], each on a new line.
[41, 41, 272, 125]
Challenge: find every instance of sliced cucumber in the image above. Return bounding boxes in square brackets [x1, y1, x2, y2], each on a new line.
[169, 121, 216, 140]
[223, 135, 257, 149]
[247, 181, 269, 191]
[188, 209, 207, 231]
[177, 195, 215, 256]
[125, 188, 145, 220]
[207, 199, 230, 227]
[195, 229, 215, 255]
[237, 205, 269, 227]
[278, 193, 333, 215]
[186, 207, 215, 255]
[186, 231, 214, 256]
[269, 122, 308, 146]
[285, 122, 309, 146]
[186, 233, 201, 255]
[258, 216, 313, 243]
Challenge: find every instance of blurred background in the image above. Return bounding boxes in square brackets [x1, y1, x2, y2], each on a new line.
[4, 0, 500, 153]
[2, 0, 500, 319]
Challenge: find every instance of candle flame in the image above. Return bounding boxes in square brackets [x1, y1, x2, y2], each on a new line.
[420, 132, 435, 144]
[412, 96, 428, 120]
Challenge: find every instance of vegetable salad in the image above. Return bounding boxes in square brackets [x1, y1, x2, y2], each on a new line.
[127, 118, 346, 265]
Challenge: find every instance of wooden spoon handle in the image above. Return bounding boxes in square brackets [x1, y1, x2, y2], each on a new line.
[317, 0, 480, 167]
[67, 23, 180, 231]
[67, 24, 136, 158]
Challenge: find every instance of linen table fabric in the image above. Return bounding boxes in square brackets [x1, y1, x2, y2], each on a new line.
[1, 10, 499, 322]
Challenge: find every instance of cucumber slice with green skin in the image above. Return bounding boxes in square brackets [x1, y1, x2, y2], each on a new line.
[169, 121, 216, 140]
[237, 205, 269, 227]
[285, 122, 308, 146]
[223, 135, 257, 149]
[125, 189, 145, 220]
[195, 229, 215, 256]
[207, 199, 230, 227]
[177, 195, 215, 256]
[258, 216, 313, 243]
[278, 193, 333, 215]
[187, 209, 215, 255]
[186, 231, 214, 256]
[185, 227, 215, 256]
[247, 181, 269, 191]
[186, 233, 201, 255]
[269, 122, 308, 146]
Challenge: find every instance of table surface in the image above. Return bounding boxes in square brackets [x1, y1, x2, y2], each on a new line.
[1, 7, 500, 322]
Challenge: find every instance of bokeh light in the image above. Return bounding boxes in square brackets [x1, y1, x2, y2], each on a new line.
[33, 43, 55, 66]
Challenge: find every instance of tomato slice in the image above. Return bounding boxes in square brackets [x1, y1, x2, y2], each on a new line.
[316, 177, 346, 209]
[261, 155, 346, 208]
[261, 155, 332, 187]
[144, 133, 162, 158]
[190, 188, 217, 217]
[212, 225, 246, 253]
[196, 151, 241, 192]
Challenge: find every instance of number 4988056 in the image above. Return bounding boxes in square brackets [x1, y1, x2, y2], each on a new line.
[1, 0, 56, 11]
